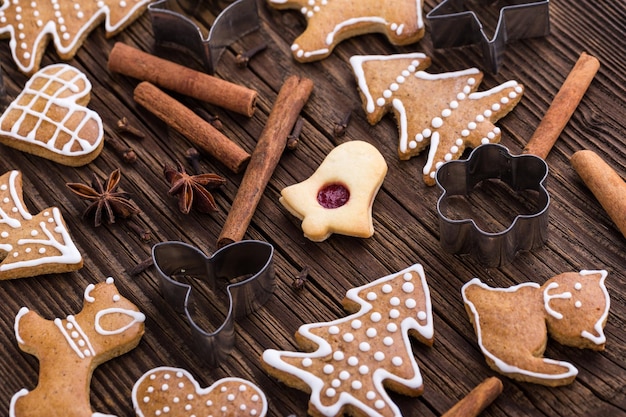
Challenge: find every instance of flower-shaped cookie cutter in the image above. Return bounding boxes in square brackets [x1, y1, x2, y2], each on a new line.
[435, 143, 549, 267]
[148, 0, 260, 74]
[426, 0, 550, 73]
[152, 240, 275, 367]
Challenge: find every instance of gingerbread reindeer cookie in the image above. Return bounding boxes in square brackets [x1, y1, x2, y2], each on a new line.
[462, 270, 610, 386]
[0, 170, 83, 280]
[11, 277, 145, 417]
[280, 140, 387, 241]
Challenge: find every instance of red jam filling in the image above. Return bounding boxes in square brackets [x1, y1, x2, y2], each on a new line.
[317, 183, 350, 209]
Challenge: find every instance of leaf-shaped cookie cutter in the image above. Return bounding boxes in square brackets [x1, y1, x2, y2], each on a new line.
[148, 0, 260, 74]
[435, 143, 550, 267]
[426, 0, 550, 73]
[152, 240, 275, 367]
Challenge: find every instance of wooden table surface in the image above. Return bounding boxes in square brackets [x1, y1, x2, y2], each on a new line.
[0, 0, 624, 416]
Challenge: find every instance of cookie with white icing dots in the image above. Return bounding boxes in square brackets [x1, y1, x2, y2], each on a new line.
[0, 64, 104, 166]
[462, 270, 610, 386]
[280, 140, 388, 241]
[133, 367, 268, 417]
[262, 263, 433, 417]
[267, 0, 425, 62]
[350, 52, 524, 185]
[0, 0, 152, 74]
[0, 169, 82, 280]
[11, 277, 146, 417]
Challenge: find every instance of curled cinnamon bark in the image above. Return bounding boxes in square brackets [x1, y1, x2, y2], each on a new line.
[217, 75, 314, 247]
[442, 377, 503, 417]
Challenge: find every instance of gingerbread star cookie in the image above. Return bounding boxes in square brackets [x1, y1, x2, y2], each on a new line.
[0, 64, 104, 166]
[268, 0, 425, 62]
[133, 367, 268, 417]
[263, 264, 433, 417]
[280, 140, 387, 241]
[462, 270, 610, 386]
[350, 52, 524, 185]
[0, 0, 152, 74]
[0, 170, 83, 280]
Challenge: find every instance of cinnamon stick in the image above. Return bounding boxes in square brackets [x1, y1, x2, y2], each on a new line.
[134, 82, 250, 174]
[571, 150, 626, 239]
[217, 75, 314, 247]
[108, 42, 257, 117]
[442, 377, 503, 417]
[523, 52, 600, 159]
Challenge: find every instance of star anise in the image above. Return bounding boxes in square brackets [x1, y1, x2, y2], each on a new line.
[66, 169, 140, 227]
[164, 162, 226, 214]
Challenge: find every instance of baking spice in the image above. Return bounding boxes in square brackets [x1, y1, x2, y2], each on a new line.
[523, 52, 600, 159]
[217, 75, 314, 247]
[442, 377, 503, 417]
[108, 42, 258, 117]
[235, 43, 267, 67]
[128, 256, 154, 276]
[185, 147, 202, 174]
[105, 136, 137, 163]
[292, 266, 309, 290]
[287, 116, 304, 150]
[116, 117, 145, 139]
[164, 162, 226, 214]
[333, 110, 351, 138]
[134, 82, 251, 174]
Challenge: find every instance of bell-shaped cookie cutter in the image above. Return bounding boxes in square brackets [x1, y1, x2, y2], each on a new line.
[152, 240, 275, 367]
[426, 0, 550, 73]
[435, 143, 550, 267]
[148, 0, 260, 74]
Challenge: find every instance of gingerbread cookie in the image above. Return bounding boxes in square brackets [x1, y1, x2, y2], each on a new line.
[0, 169, 83, 280]
[350, 53, 524, 185]
[0, 0, 152, 74]
[133, 367, 268, 417]
[11, 277, 145, 417]
[262, 264, 433, 417]
[462, 270, 610, 386]
[268, 0, 425, 62]
[0, 64, 104, 166]
[280, 140, 387, 241]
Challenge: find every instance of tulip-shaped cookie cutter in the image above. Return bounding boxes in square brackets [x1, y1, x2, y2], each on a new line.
[152, 240, 274, 367]
[148, 0, 260, 74]
[435, 143, 549, 267]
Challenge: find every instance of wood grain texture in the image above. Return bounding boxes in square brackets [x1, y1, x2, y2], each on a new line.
[0, 0, 624, 416]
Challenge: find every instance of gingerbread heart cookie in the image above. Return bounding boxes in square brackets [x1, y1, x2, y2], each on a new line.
[0, 64, 104, 166]
[133, 367, 268, 417]
[0, 0, 152, 74]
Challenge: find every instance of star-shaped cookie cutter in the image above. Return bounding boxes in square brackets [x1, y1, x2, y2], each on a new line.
[426, 0, 550, 73]
[435, 143, 550, 267]
[148, 0, 260, 74]
[152, 240, 275, 367]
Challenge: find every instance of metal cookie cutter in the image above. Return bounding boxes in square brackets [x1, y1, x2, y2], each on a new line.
[152, 240, 275, 367]
[435, 143, 549, 267]
[148, 0, 260, 74]
[426, 0, 550, 73]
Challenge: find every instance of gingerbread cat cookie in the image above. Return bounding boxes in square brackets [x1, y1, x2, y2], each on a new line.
[11, 277, 145, 417]
[462, 270, 610, 386]
[0, 0, 152, 74]
[0, 169, 83, 280]
[0, 64, 104, 166]
[133, 367, 268, 417]
[263, 263, 433, 417]
[280, 140, 387, 241]
[350, 52, 524, 185]
[268, 0, 425, 62]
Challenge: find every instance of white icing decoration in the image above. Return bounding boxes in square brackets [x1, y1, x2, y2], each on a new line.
[14, 306, 29, 344]
[543, 282, 572, 320]
[94, 307, 145, 336]
[579, 270, 609, 345]
[84, 284, 96, 302]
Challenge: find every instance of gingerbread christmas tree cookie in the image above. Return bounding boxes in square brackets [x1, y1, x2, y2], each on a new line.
[0, 0, 152, 74]
[268, 0, 425, 62]
[262, 264, 433, 417]
[350, 53, 524, 185]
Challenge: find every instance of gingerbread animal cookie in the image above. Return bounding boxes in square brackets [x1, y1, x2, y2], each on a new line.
[350, 53, 524, 185]
[0, 0, 152, 74]
[11, 277, 145, 417]
[0, 64, 104, 166]
[268, 0, 425, 62]
[280, 140, 387, 241]
[262, 264, 433, 417]
[133, 367, 268, 417]
[462, 270, 610, 386]
[0, 170, 83, 280]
